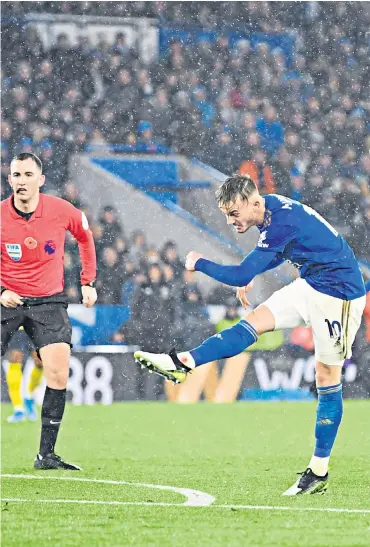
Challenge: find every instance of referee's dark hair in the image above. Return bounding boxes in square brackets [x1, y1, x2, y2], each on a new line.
[11, 152, 43, 172]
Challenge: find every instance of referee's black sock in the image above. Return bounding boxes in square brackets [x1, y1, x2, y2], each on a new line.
[39, 386, 66, 456]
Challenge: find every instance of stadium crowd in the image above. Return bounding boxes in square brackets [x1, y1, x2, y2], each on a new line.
[1, 1, 369, 333]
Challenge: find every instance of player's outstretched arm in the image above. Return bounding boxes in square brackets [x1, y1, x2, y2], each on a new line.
[186, 248, 283, 287]
[235, 253, 286, 308]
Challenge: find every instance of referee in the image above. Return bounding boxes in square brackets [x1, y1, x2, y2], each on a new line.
[1, 153, 97, 470]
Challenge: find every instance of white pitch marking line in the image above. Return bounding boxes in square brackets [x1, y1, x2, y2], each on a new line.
[0, 474, 215, 507]
[1, 498, 370, 514]
[213, 504, 370, 515]
[1, 498, 179, 507]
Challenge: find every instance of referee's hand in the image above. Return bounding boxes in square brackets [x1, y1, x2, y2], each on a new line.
[0, 290, 24, 308]
[81, 285, 97, 308]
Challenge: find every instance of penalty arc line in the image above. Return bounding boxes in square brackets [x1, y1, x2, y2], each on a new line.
[0, 474, 215, 507]
[2, 475, 370, 514]
[1, 498, 370, 514]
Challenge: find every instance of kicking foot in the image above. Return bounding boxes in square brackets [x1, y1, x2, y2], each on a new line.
[282, 468, 328, 496]
[134, 348, 192, 384]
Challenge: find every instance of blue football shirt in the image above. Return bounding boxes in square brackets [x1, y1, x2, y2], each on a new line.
[257, 194, 365, 300]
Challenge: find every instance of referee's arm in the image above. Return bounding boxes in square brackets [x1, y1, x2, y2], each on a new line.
[66, 204, 97, 306]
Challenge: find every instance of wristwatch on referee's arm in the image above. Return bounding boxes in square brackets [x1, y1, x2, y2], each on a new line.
[1, 286, 8, 295]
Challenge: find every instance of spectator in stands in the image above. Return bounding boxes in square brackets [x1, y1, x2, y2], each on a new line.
[118, 263, 176, 351]
[358, 154, 370, 197]
[239, 149, 276, 194]
[90, 223, 105, 263]
[145, 87, 172, 142]
[208, 129, 239, 174]
[62, 182, 85, 210]
[98, 107, 122, 144]
[270, 147, 294, 195]
[256, 106, 285, 157]
[181, 270, 203, 305]
[350, 201, 370, 260]
[128, 230, 147, 268]
[105, 68, 138, 116]
[17, 137, 34, 155]
[39, 140, 66, 194]
[64, 250, 80, 303]
[137, 69, 154, 101]
[161, 241, 183, 280]
[49, 33, 77, 85]
[172, 284, 214, 349]
[162, 264, 182, 305]
[97, 247, 124, 304]
[136, 120, 162, 152]
[34, 59, 59, 103]
[111, 32, 136, 64]
[1, 121, 13, 160]
[302, 168, 327, 213]
[145, 247, 161, 266]
[90, 32, 110, 62]
[193, 86, 216, 130]
[99, 205, 124, 247]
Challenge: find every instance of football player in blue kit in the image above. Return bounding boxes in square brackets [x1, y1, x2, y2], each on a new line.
[135, 174, 366, 496]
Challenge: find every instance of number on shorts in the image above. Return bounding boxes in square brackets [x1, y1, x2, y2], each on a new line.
[325, 319, 342, 339]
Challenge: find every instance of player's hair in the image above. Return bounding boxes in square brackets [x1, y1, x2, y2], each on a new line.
[216, 174, 258, 207]
[11, 152, 43, 172]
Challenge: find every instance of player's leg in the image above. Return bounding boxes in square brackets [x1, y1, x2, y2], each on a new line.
[24, 350, 43, 422]
[283, 289, 366, 496]
[135, 279, 305, 383]
[5, 347, 25, 422]
[1, 309, 25, 423]
[23, 303, 80, 470]
[308, 361, 342, 474]
[134, 305, 275, 383]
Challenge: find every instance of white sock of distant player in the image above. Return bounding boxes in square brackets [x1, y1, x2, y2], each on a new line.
[308, 455, 330, 477]
[177, 352, 196, 369]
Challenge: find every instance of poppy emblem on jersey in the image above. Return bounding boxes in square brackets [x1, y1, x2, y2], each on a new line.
[44, 240, 56, 255]
[5, 243, 22, 261]
[24, 237, 38, 249]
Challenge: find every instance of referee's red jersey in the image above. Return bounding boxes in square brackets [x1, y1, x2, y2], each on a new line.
[1, 194, 97, 297]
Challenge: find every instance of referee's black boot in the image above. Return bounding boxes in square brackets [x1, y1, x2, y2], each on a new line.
[34, 453, 82, 470]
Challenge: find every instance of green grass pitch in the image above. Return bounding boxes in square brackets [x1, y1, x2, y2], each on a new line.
[1, 401, 370, 547]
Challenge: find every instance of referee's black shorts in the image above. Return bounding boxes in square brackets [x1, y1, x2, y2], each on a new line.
[1, 294, 72, 357]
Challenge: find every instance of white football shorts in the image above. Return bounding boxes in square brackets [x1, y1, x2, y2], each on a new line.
[264, 278, 366, 365]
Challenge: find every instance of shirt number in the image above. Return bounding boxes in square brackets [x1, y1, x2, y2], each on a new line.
[302, 204, 338, 237]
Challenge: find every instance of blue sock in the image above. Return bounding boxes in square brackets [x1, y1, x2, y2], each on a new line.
[314, 383, 343, 458]
[190, 320, 258, 366]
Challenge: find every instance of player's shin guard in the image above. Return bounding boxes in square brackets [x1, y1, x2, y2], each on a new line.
[190, 320, 258, 366]
[311, 383, 343, 474]
[39, 386, 66, 456]
[6, 363, 23, 410]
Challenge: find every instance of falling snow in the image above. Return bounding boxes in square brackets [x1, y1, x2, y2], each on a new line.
[1, 2, 370, 399]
